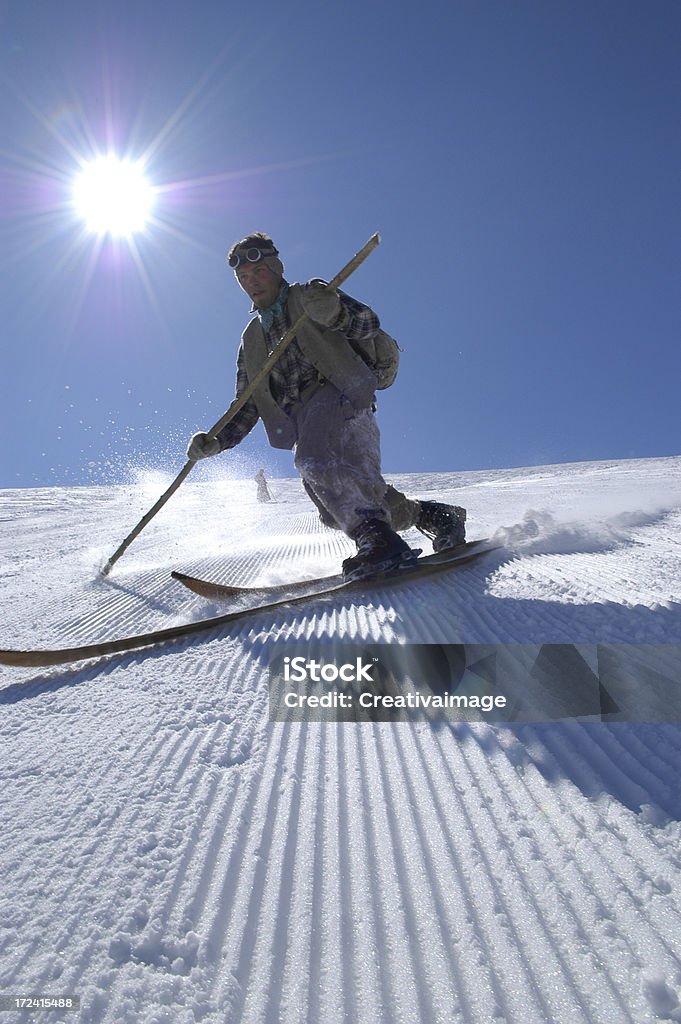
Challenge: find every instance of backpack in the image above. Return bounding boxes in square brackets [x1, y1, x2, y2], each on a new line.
[350, 329, 401, 390]
[303, 280, 402, 390]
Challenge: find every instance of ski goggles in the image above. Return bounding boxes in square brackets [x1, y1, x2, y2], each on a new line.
[228, 245, 278, 269]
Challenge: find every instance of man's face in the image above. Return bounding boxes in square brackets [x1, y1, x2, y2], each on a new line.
[236, 262, 281, 309]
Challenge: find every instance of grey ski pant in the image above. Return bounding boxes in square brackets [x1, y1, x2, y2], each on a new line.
[292, 384, 420, 536]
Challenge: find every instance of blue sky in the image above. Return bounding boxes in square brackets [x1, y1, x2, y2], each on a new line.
[1, 0, 679, 487]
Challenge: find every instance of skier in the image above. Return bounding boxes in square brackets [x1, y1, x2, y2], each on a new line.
[187, 232, 466, 580]
[255, 467, 273, 503]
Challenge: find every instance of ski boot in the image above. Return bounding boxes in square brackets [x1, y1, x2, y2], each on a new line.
[416, 501, 467, 553]
[342, 517, 419, 582]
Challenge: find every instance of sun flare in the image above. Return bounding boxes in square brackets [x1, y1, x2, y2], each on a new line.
[73, 155, 155, 237]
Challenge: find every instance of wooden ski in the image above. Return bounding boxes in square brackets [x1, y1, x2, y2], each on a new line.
[0, 542, 499, 669]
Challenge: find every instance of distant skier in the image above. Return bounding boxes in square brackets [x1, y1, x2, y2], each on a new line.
[187, 232, 465, 580]
[255, 467, 273, 503]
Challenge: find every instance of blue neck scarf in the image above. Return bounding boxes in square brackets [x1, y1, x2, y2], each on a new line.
[257, 281, 289, 331]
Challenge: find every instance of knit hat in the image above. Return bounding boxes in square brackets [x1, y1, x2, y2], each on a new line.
[260, 253, 285, 280]
[227, 234, 284, 280]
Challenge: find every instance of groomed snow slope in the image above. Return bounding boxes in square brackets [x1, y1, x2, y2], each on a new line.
[2, 456, 681, 1024]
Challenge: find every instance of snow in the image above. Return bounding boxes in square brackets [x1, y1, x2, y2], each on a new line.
[1, 454, 681, 1023]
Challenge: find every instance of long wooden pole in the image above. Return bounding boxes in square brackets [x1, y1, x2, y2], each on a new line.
[101, 232, 381, 576]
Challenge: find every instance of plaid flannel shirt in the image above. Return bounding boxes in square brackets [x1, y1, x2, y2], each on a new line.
[216, 282, 381, 451]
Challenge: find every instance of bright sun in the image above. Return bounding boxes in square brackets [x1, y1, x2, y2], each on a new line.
[73, 155, 155, 237]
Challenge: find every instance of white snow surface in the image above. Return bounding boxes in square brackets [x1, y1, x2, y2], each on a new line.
[2, 455, 681, 1023]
